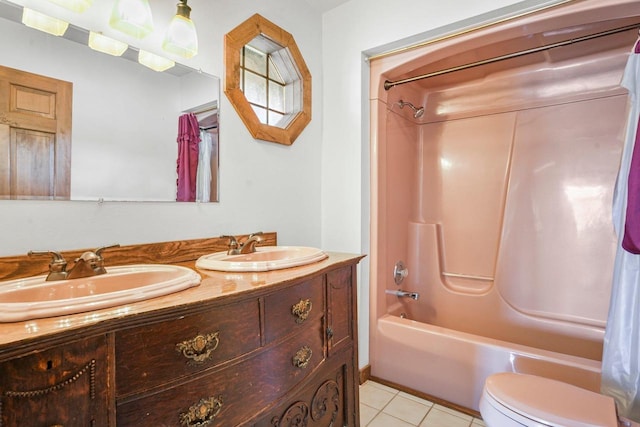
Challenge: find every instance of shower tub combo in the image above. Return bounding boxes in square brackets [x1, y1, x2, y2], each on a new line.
[369, 0, 640, 412]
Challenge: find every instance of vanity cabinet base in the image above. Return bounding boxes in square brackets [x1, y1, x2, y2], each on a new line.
[0, 250, 362, 427]
[116, 262, 360, 426]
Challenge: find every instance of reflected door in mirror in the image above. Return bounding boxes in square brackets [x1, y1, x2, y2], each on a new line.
[0, 65, 71, 200]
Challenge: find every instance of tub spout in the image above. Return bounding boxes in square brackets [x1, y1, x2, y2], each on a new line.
[386, 289, 419, 300]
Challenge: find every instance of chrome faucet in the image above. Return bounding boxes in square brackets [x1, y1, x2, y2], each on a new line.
[385, 289, 420, 300]
[222, 232, 263, 255]
[29, 244, 120, 281]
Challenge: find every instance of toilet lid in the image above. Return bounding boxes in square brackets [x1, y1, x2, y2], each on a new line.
[483, 373, 618, 427]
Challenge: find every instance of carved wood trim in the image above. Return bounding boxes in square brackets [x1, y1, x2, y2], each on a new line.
[0, 359, 96, 424]
[311, 380, 340, 422]
[270, 374, 342, 427]
[3, 359, 95, 399]
[271, 401, 309, 427]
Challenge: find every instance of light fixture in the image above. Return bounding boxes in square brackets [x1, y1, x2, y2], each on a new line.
[88, 31, 128, 56]
[47, 0, 93, 13]
[22, 8, 69, 36]
[162, 0, 198, 59]
[138, 50, 175, 72]
[109, 0, 154, 39]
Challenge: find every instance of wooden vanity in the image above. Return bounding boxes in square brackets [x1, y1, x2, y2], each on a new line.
[0, 235, 363, 426]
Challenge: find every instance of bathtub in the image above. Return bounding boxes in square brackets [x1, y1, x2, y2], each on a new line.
[373, 314, 601, 411]
[368, 0, 640, 414]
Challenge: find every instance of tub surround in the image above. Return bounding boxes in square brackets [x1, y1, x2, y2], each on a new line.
[0, 235, 363, 426]
[369, 0, 639, 413]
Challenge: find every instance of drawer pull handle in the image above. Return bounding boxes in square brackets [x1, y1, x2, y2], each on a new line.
[179, 395, 223, 427]
[176, 332, 220, 363]
[293, 346, 313, 369]
[292, 299, 312, 324]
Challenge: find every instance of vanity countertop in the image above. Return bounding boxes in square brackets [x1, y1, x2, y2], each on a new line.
[0, 251, 363, 349]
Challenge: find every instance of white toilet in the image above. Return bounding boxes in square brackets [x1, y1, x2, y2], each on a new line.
[480, 372, 638, 427]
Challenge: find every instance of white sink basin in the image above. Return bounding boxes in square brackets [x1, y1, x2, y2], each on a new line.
[0, 264, 201, 322]
[195, 246, 328, 272]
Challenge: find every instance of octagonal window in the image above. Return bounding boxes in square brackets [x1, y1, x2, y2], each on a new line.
[224, 14, 311, 145]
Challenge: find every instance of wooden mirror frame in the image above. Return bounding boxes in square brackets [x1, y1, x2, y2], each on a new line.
[224, 14, 311, 146]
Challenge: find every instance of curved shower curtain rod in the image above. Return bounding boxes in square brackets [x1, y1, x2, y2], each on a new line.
[384, 22, 640, 91]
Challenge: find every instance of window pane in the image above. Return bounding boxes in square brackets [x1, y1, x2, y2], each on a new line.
[268, 110, 284, 126]
[268, 57, 285, 84]
[269, 81, 285, 113]
[244, 46, 267, 74]
[244, 71, 267, 106]
[252, 105, 267, 124]
[240, 69, 244, 91]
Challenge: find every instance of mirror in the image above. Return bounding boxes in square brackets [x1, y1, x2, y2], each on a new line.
[0, 0, 219, 202]
[224, 14, 310, 146]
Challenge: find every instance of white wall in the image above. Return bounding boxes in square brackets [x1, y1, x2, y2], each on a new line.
[320, 0, 569, 368]
[0, 0, 324, 256]
[1, 0, 572, 371]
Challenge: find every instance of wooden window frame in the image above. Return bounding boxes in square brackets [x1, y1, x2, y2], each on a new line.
[224, 14, 311, 146]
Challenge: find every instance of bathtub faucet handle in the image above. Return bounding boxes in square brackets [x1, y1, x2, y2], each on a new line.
[394, 261, 409, 285]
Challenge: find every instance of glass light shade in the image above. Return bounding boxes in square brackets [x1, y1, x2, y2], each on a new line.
[138, 50, 175, 72]
[47, 0, 93, 13]
[22, 8, 68, 36]
[109, 0, 153, 39]
[162, 14, 198, 58]
[88, 32, 128, 56]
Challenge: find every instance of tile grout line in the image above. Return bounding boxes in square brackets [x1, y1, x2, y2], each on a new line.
[360, 381, 484, 427]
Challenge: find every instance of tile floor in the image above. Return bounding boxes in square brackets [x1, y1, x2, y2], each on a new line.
[359, 381, 486, 427]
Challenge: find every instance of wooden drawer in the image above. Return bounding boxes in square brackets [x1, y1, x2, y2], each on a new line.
[0, 335, 111, 427]
[116, 318, 325, 426]
[264, 275, 325, 343]
[116, 298, 261, 397]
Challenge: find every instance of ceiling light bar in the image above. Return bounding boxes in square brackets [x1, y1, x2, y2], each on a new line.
[138, 50, 175, 72]
[22, 8, 69, 36]
[88, 31, 128, 56]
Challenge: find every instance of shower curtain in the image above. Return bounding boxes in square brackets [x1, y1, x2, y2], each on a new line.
[601, 38, 640, 421]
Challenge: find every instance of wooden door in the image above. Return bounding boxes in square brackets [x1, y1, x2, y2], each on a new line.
[0, 65, 72, 200]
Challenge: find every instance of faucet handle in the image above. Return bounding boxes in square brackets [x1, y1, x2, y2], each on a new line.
[81, 244, 119, 274]
[94, 244, 120, 258]
[247, 231, 264, 241]
[28, 250, 67, 268]
[28, 250, 68, 280]
[221, 235, 239, 248]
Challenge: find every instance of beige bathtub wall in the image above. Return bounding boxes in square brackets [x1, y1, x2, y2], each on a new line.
[385, 106, 418, 262]
[418, 113, 514, 284]
[370, 0, 640, 366]
[496, 96, 624, 327]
